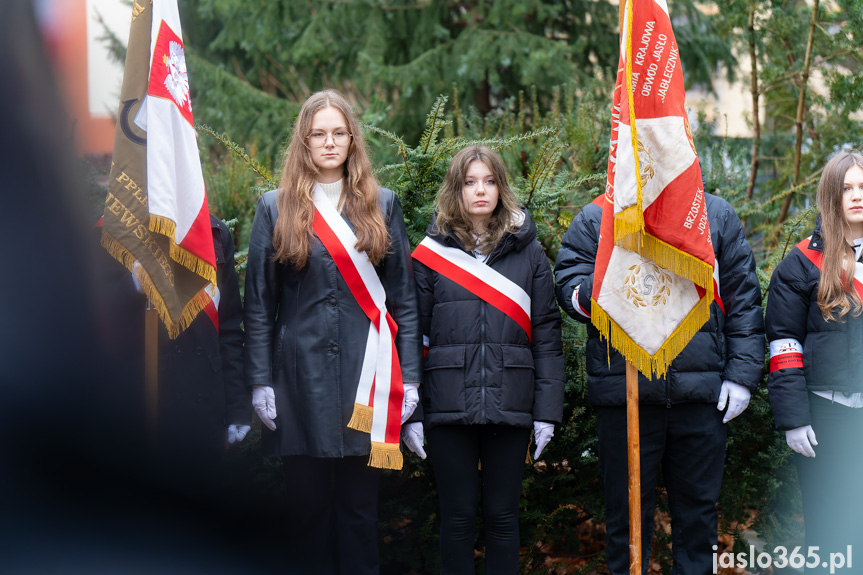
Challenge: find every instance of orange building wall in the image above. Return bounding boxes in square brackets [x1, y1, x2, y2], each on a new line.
[53, 0, 116, 157]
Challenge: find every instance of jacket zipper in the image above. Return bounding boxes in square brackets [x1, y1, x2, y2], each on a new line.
[480, 300, 487, 423]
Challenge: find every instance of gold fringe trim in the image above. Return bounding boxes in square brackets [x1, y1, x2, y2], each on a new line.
[591, 294, 712, 379]
[368, 441, 403, 470]
[617, 231, 715, 290]
[347, 403, 374, 433]
[624, 0, 644, 217]
[101, 229, 214, 340]
[613, 205, 644, 244]
[149, 214, 218, 286]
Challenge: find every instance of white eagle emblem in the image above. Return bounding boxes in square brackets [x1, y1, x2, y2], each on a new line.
[163, 40, 190, 111]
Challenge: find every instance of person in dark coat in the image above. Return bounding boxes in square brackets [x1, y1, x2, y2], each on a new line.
[766, 151, 863, 573]
[243, 89, 421, 575]
[553, 187, 763, 575]
[98, 214, 250, 481]
[404, 146, 565, 575]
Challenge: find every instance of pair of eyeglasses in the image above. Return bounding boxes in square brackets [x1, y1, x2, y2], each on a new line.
[306, 130, 352, 148]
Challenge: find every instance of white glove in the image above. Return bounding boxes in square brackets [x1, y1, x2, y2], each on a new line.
[252, 385, 277, 431]
[717, 380, 751, 423]
[227, 424, 251, 444]
[533, 421, 554, 459]
[130, 260, 144, 293]
[786, 425, 818, 458]
[402, 422, 426, 459]
[401, 383, 419, 424]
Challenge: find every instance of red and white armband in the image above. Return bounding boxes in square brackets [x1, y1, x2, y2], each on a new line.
[769, 338, 803, 372]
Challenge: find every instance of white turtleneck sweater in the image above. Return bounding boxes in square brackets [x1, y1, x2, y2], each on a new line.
[319, 179, 343, 212]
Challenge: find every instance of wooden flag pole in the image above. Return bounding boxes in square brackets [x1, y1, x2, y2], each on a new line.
[626, 361, 642, 574]
[620, 2, 642, 573]
[145, 297, 159, 439]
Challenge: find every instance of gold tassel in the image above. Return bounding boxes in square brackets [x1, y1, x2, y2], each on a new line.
[347, 403, 374, 433]
[591, 295, 711, 380]
[149, 214, 218, 285]
[101, 229, 215, 340]
[148, 213, 177, 238]
[618, 231, 715, 291]
[614, 205, 644, 244]
[368, 441, 403, 470]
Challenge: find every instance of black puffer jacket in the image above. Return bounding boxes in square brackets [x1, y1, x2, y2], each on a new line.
[413, 209, 565, 429]
[766, 220, 863, 430]
[244, 188, 422, 458]
[554, 194, 764, 407]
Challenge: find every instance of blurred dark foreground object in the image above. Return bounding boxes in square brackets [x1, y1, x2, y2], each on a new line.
[0, 1, 287, 571]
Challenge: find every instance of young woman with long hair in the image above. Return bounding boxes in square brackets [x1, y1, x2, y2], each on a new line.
[243, 89, 421, 574]
[766, 151, 863, 572]
[404, 146, 564, 574]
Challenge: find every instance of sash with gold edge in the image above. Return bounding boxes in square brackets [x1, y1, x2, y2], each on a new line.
[311, 185, 404, 470]
[412, 236, 532, 340]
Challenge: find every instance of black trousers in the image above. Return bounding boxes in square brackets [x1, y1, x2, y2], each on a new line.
[795, 394, 863, 575]
[596, 403, 726, 575]
[281, 455, 382, 575]
[426, 424, 532, 575]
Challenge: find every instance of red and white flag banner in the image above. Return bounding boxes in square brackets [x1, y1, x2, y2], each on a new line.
[591, 0, 715, 377]
[101, 0, 216, 339]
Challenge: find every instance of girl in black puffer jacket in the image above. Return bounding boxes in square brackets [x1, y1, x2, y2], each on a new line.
[404, 146, 564, 575]
[766, 151, 863, 571]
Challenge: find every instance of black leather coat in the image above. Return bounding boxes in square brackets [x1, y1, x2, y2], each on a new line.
[413, 210, 565, 429]
[766, 220, 863, 430]
[554, 193, 764, 407]
[244, 188, 422, 458]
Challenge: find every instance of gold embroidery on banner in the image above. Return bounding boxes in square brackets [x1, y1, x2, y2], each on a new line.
[636, 138, 656, 182]
[131, 1, 147, 22]
[623, 263, 673, 309]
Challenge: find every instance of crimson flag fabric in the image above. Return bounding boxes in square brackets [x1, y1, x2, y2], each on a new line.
[591, 0, 715, 377]
[101, 0, 216, 338]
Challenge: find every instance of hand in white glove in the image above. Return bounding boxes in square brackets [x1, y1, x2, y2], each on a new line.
[533, 421, 554, 459]
[252, 385, 277, 431]
[717, 380, 751, 423]
[130, 260, 144, 293]
[402, 422, 426, 459]
[227, 424, 251, 444]
[786, 425, 818, 458]
[401, 383, 419, 424]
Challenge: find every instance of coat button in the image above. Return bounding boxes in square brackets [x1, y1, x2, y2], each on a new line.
[329, 297, 337, 307]
[329, 345, 339, 354]
[195, 346, 203, 356]
[174, 345, 182, 354]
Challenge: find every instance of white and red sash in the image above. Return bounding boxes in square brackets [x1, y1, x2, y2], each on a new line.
[412, 236, 532, 340]
[770, 237, 863, 374]
[311, 185, 404, 470]
[796, 236, 863, 299]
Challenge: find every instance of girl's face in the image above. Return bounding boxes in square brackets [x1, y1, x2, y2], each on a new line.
[841, 164, 863, 240]
[308, 106, 350, 183]
[461, 160, 499, 232]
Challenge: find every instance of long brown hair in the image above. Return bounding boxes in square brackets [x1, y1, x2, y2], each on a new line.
[434, 146, 522, 254]
[272, 90, 389, 268]
[816, 151, 863, 321]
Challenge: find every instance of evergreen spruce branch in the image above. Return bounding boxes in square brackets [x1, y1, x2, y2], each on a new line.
[419, 139, 464, 181]
[757, 169, 822, 209]
[526, 141, 565, 206]
[459, 127, 558, 151]
[361, 123, 409, 152]
[197, 124, 277, 188]
[361, 123, 418, 190]
[420, 95, 450, 154]
[560, 172, 606, 191]
[779, 205, 818, 260]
